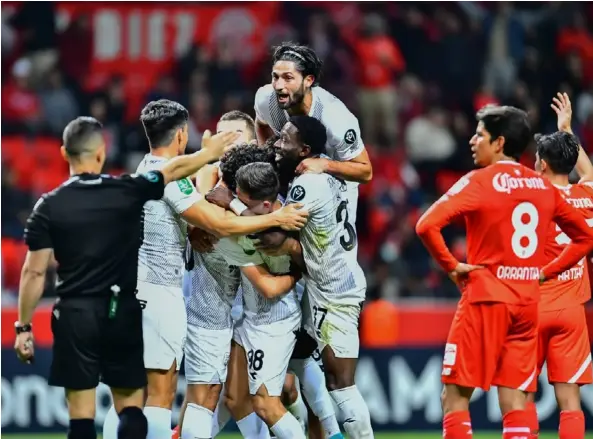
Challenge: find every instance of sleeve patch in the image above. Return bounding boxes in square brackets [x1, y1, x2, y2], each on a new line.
[344, 129, 357, 145]
[176, 178, 194, 195]
[289, 185, 306, 202]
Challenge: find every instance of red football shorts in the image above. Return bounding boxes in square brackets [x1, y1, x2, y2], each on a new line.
[537, 305, 592, 385]
[442, 295, 538, 392]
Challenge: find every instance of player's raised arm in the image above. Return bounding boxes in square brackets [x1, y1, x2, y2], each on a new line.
[541, 188, 593, 281]
[551, 92, 593, 182]
[415, 173, 481, 274]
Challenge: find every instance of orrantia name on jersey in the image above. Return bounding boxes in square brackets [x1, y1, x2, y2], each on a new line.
[492, 173, 547, 194]
[496, 265, 541, 281]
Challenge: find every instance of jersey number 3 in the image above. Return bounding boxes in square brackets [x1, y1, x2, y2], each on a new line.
[336, 200, 356, 251]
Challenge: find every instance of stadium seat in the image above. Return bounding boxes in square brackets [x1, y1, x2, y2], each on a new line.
[1, 238, 27, 290]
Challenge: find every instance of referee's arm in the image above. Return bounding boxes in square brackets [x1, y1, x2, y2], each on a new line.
[19, 196, 54, 325]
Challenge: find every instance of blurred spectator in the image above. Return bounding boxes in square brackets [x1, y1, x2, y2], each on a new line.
[10, 2, 58, 86]
[557, 13, 593, 84]
[40, 69, 79, 136]
[576, 84, 593, 126]
[353, 13, 405, 147]
[405, 107, 455, 167]
[59, 13, 93, 84]
[146, 75, 180, 104]
[1, 58, 42, 133]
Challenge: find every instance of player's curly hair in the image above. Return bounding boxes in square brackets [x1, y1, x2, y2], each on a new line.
[219, 143, 277, 193]
[272, 42, 323, 87]
[535, 131, 580, 175]
[140, 99, 188, 147]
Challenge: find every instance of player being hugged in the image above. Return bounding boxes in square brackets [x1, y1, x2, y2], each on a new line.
[274, 115, 373, 439]
[415, 105, 593, 439]
[526, 93, 593, 439]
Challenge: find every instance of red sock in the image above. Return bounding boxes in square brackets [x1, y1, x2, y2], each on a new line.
[526, 402, 539, 438]
[559, 410, 585, 439]
[443, 411, 473, 439]
[171, 425, 180, 439]
[502, 410, 531, 439]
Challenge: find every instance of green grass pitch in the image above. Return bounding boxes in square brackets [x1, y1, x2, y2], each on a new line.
[4, 433, 593, 439]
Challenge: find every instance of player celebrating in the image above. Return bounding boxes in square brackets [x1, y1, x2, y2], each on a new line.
[254, 42, 372, 223]
[275, 116, 373, 439]
[101, 100, 309, 439]
[415, 105, 593, 439]
[215, 161, 305, 439]
[526, 93, 593, 439]
[177, 111, 260, 439]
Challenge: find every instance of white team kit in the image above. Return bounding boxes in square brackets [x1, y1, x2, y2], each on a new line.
[286, 172, 367, 358]
[254, 84, 365, 222]
[216, 235, 302, 396]
[182, 247, 241, 384]
[135, 154, 201, 371]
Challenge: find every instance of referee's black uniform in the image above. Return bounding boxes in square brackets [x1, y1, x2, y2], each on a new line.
[24, 170, 165, 390]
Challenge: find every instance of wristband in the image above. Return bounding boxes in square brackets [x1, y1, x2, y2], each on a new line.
[230, 198, 248, 216]
[14, 322, 32, 334]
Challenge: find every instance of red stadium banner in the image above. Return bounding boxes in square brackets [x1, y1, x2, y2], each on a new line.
[3, 305, 593, 348]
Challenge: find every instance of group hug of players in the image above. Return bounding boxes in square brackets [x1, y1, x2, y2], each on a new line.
[95, 42, 591, 439]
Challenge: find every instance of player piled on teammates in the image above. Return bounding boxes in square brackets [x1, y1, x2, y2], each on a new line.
[265, 115, 373, 439]
[526, 93, 593, 439]
[177, 112, 259, 439]
[416, 105, 593, 439]
[251, 42, 373, 437]
[101, 100, 308, 439]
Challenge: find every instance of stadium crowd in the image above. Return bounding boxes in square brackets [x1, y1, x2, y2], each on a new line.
[2, 1, 593, 303]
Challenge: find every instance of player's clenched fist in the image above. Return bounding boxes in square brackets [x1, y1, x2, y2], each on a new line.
[272, 203, 309, 231]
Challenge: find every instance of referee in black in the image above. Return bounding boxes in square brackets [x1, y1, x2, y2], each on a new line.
[13, 116, 236, 439]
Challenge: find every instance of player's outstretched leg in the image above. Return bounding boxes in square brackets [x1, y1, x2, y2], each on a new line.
[179, 383, 222, 439]
[281, 373, 307, 433]
[290, 357, 342, 439]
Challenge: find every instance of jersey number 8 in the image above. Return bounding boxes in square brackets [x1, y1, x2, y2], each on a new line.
[336, 200, 356, 251]
[511, 202, 539, 259]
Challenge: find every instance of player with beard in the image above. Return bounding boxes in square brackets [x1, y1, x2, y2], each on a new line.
[273, 115, 373, 438]
[252, 42, 372, 230]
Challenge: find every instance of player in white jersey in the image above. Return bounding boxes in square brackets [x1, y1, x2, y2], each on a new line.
[254, 42, 373, 227]
[178, 113, 279, 439]
[215, 161, 306, 439]
[101, 100, 309, 439]
[206, 140, 343, 439]
[274, 115, 374, 439]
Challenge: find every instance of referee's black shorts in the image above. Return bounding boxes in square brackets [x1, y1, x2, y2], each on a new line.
[49, 294, 146, 390]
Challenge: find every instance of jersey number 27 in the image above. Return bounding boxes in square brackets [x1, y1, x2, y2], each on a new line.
[336, 200, 356, 251]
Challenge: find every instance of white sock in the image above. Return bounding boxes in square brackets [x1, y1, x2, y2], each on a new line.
[182, 403, 213, 439]
[236, 412, 271, 439]
[286, 381, 307, 433]
[330, 386, 373, 439]
[290, 358, 340, 437]
[102, 405, 119, 439]
[270, 412, 306, 439]
[144, 406, 172, 439]
[210, 394, 232, 437]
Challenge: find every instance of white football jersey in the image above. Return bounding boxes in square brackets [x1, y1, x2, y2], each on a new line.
[254, 84, 364, 163]
[215, 236, 301, 326]
[136, 154, 200, 288]
[286, 173, 366, 305]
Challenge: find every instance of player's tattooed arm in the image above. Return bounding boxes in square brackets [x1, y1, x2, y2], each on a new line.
[240, 264, 300, 299]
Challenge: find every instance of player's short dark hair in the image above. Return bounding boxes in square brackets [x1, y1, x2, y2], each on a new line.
[476, 105, 531, 161]
[62, 116, 103, 157]
[219, 110, 256, 140]
[272, 42, 323, 87]
[535, 131, 580, 175]
[236, 162, 279, 202]
[220, 143, 277, 193]
[140, 99, 189, 148]
[289, 115, 327, 156]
